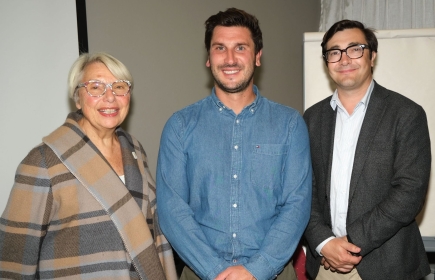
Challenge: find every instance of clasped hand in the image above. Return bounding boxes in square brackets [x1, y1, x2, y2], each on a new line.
[214, 265, 256, 280]
[320, 236, 362, 273]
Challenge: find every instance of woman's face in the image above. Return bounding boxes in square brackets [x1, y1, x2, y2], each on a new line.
[75, 62, 130, 134]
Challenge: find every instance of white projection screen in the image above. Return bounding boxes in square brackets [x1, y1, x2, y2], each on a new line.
[303, 28, 435, 250]
[0, 1, 78, 212]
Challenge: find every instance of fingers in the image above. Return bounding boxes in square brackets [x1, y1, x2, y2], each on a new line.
[339, 236, 362, 256]
[320, 238, 363, 273]
[345, 243, 362, 256]
[214, 266, 255, 280]
[322, 260, 354, 273]
[322, 238, 362, 265]
[215, 269, 231, 280]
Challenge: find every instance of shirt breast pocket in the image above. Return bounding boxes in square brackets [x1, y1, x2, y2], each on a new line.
[251, 144, 288, 190]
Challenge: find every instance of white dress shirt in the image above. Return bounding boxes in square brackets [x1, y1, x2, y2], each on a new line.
[316, 80, 374, 255]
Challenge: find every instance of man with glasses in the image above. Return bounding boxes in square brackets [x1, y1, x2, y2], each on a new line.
[303, 20, 431, 280]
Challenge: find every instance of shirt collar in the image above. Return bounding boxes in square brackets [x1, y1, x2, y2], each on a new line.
[211, 85, 260, 115]
[330, 79, 374, 112]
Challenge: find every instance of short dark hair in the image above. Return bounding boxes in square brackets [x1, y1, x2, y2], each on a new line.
[321, 19, 378, 63]
[204, 7, 263, 54]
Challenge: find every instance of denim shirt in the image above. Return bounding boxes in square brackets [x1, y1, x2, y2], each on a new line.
[157, 86, 312, 280]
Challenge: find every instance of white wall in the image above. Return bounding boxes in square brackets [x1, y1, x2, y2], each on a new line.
[0, 0, 78, 212]
[303, 28, 435, 238]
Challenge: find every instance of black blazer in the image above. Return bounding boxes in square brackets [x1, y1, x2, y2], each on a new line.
[303, 82, 431, 280]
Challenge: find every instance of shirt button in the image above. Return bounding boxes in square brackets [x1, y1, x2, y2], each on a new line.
[234, 145, 238, 150]
[233, 174, 238, 179]
[219, 108, 223, 112]
[233, 233, 236, 238]
[236, 119, 240, 124]
[233, 259, 237, 263]
[250, 109, 254, 113]
[233, 203, 237, 208]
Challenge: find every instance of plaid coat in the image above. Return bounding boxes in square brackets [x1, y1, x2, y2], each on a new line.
[0, 112, 177, 280]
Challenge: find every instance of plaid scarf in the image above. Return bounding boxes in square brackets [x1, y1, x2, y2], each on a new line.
[0, 112, 177, 280]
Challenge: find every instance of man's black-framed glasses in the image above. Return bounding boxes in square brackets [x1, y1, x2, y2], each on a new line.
[323, 44, 369, 63]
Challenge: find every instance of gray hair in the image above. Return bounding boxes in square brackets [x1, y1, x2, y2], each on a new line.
[68, 52, 133, 102]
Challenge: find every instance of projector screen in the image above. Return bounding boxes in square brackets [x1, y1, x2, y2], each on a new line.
[303, 28, 435, 246]
[0, 1, 79, 212]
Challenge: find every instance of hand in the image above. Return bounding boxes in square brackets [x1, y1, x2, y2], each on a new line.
[214, 266, 256, 280]
[320, 236, 362, 273]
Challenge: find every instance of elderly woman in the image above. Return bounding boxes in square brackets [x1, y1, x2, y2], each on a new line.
[0, 53, 177, 280]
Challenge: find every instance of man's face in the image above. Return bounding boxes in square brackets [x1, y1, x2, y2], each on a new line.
[206, 26, 262, 94]
[326, 28, 376, 93]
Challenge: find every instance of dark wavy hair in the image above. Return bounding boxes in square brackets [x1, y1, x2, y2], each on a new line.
[321, 19, 378, 63]
[204, 7, 263, 54]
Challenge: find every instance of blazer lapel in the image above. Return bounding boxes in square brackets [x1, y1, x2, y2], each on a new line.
[348, 83, 389, 202]
[322, 100, 337, 202]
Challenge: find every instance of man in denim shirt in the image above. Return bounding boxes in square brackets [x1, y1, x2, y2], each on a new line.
[157, 8, 312, 280]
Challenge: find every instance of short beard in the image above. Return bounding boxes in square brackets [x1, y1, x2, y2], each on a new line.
[212, 62, 256, 94]
[214, 72, 254, 94]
